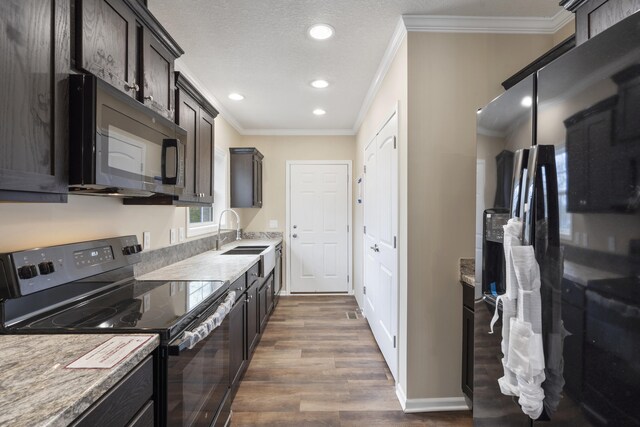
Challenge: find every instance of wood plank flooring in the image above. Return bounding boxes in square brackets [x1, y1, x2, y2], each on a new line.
[231, 295, 472, 426]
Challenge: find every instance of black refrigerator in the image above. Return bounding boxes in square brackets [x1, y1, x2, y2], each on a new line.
[474, 11, 640, 427]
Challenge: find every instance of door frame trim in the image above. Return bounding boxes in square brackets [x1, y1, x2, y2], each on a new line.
[284, 160, 353, 295]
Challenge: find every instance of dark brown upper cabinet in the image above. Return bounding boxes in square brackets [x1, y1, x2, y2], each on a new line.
[75, 0, 183, 120]
[561, 0, 640, 45]
[230, 148, 263, 208]
[0, 0, 70, 203]
[124, 72, 218, 206]
[176, 73, 218, 205]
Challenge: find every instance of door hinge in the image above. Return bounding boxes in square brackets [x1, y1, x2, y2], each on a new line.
[393, 336, 397, 348]
[393, 136, 397, 149]
[363, 286, 366, 295]
[393, 236, 397, 248]
[364, 165, 367, 174]
[347, 275, 350, 283]
[347, 225, 349, 232]
[364, 226, 367, 234]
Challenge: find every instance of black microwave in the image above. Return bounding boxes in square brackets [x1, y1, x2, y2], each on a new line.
[69, 74, 185, 197]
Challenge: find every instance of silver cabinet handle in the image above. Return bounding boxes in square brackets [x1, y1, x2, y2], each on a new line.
[124, 83, 139, 92]
[144, 95, 154, 102]
[292, 234, 298, 238]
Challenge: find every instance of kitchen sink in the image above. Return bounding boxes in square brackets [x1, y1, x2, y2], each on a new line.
[221, 246, 268, 255]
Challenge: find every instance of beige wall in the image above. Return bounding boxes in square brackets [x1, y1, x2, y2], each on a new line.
[229, 135, 356, 234]
[0, 115, 242, 253]
[354, 37, 409, 388]
[553, 19, 576, 45]
[403, 32, 555, 400]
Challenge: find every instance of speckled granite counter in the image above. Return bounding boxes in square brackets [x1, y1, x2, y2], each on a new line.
[138, 238, 282, 283]
[0, 334, 158, 427]
[460, 258, 475, 286]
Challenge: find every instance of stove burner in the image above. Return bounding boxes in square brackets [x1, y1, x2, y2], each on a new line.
[51, 307, 118, 327]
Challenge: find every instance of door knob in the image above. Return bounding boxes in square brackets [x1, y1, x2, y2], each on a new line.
[370, 244, 379, 252]
[292, 234, 298, 238]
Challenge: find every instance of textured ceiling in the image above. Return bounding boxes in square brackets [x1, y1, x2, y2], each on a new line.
[148, 0, 567, 133]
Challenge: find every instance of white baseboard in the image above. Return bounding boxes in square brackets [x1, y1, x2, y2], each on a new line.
[395, 384, 471, 413]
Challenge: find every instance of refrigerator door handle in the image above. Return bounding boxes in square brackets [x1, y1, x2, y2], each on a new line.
[510, 149, 530, 221]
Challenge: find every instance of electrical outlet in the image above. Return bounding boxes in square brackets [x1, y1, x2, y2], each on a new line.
[170, 228, 177, 245]
[269, 219, 278, 229]
[179, 227, 185, 242]
[143, 232, 151, 250]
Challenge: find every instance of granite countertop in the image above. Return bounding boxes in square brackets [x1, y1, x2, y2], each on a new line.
[460, 258, 475, 287]
[137, 238, 282, 283]
[0, 334, 158, 427]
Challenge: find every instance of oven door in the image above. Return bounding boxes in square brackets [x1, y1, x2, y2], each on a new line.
[166, 300, 230, 427]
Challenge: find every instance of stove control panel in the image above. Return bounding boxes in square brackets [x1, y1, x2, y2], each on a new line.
[0, 235, 141, 299]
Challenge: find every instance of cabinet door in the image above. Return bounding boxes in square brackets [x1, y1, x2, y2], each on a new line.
[229, 297, 246, 386]
[266, 275, 274, 314]
[142, 29, 174, 120]
[255, 156, 263, 207]
[197, 108, 215, 203]
[79, 0, 138, 98]
[0, 0, 69, 202]
[461, 306, 474, 399]
[259, 278, 272, 333]
[246, 280, 259, 354]
[175, 89, 198, 201]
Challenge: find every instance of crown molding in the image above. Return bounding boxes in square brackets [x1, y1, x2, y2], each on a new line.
[352, 17, 407, 133]
[242, 128, 356, 136]
[402, 10, 574, 34]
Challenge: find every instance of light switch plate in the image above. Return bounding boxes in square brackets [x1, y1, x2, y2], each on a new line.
[170, 228, 177, 245]
[269, 220, 278, 229]
[143, 232, 151, 250]
[179, 227, 185, 242]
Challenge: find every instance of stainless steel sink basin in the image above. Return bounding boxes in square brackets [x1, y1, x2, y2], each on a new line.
[220, 244, 276, 278]
[221, 246, 268, 255]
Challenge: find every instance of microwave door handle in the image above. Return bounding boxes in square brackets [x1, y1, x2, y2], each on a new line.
[162, 139, 179, 185]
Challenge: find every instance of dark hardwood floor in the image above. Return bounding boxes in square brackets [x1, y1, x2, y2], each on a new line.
[231, 295, 472, 426]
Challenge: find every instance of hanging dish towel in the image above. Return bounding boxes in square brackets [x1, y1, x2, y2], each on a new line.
[490, 218, 521, 397]
[489, 218, 546, 419]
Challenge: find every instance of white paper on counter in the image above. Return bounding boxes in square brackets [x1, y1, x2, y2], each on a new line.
[65, 335, 153, 369]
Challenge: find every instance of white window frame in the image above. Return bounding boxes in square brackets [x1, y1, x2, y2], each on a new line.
[186, 147, 228, 237]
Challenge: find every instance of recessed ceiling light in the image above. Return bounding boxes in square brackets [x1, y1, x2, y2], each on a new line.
[313, 108, 326, 116]
[228, 93, 244, 101]
[308, 24, 334, 40]
[311, 79, 329, 89]
[521, 96, 532, 107]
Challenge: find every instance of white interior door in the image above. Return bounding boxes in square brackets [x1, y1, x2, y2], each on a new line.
[289, 163, 349, 293]
[363, 112, 398, 380]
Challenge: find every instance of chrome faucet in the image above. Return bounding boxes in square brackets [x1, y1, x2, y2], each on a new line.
[216, 209, 241, 250]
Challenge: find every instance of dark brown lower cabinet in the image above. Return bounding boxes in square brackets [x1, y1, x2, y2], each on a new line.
[229, 295, 246, 387]
[259, 275, 273, 333]
[71, 356, 154, 427]
[246, 279, 260, 354]
[461, 282, 474, 400]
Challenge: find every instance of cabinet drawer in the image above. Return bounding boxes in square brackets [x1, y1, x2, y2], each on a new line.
[247, 262, 260, 283]
[230, 274, 247, 296]
[126, 400, 154, 427]
[72, 356, 153, 427]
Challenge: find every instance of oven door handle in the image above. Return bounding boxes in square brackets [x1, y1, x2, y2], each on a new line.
[161, 138, 184, 186]
[168, 290, 235, 355]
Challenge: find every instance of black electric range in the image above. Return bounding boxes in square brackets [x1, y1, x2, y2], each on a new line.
[0, 236, 232, 427]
